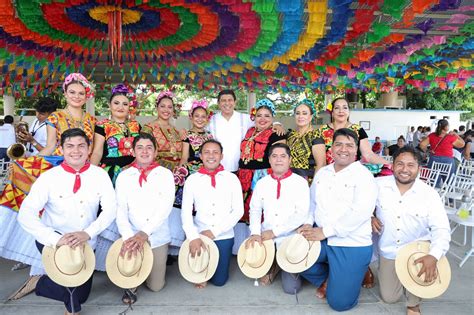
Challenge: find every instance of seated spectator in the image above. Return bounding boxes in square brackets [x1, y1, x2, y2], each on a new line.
[385, 136, 405, 157]
[371, 137, 383, 155]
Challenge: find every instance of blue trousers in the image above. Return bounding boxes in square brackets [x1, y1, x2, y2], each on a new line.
[36, 241, 93, 313]
[209, 238, 234, 286]
[300, 240, 372, 312]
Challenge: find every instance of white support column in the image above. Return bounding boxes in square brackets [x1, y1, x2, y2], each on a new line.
[86, 97, 95, 116]
[247, 91, 256, 113]
[3, 94, 15, 116]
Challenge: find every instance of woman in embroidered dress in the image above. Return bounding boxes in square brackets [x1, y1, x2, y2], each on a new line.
[233, 99, 286, 255]
[142, 91, 186, 255]
[173, 100, 213, 208]
[90, 84, 141, 271]
[0, 73, 96, 300]
[286, 99, 326, 183]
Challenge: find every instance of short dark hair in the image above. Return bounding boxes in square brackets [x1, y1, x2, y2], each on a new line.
[200, 139, 223, 154]
[268, 143, 291, 156]
[331, 97, 348, 108]
[217, 89, 236, 102]
[132, 132, 157, 150]
[398, 135, 406, 141]
[459, 125, 466, 132]
[34, 97, 59, 114]
[417, 126, 423, 131]
[4, 115, 14, 124]
[333, 128, 359, 145]
[60, 128, 90, 147]
[393, 145, 422, 165]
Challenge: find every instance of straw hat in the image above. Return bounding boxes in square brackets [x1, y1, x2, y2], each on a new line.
[395, 241, 451, 299]
[178, 235, 219, 284]
[237, 238, 275, 279]
[42, 244, 95, 287]
[105, 238, 154, 289]
[276, 234, 321, 273]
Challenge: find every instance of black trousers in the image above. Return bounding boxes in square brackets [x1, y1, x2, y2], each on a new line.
[35, 241, 93, 313]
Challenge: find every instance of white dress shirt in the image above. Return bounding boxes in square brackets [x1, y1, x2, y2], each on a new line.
[249, 173, 310, 247]
[181, 170, 244, 241]
[375, 176, 451, 260]
[18, 165, 116, 248]
[309, 161, 377, 247]
[0, 123, 15, 148]
[115, 166, 175, 249]
[208, 111, 253, 171]
[26, 118, 47, 157]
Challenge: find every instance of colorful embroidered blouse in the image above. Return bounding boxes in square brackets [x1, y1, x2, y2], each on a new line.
[239, 127, 285, 170]
[319, 124, 368, 164]
[46, 111, 96, 156]
[184, 130, 213, 164]
[286, 129, 324, 171]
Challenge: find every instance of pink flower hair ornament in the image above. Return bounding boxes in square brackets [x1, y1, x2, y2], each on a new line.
[62, 73, 95, 99]
[188, 99, 209, 118]
[156, 90, 175, 106]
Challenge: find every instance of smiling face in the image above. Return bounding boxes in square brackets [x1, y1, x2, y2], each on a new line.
[133, 139, 157, 167]
[201, 142, 223, 172]
[60, 136, 90, 170]
[332, 134, 357, 171]
[190, 107, 208, 130]
[331, 99, 350, 123]
[255, 107, 273, 131]
[65, 83, 87, 109]
[393, 152, 419, 186]
[110, 94, 130, 122]
[269, 147, 291, 177]
[156, 97, 174, 122]
[218, 94, 236, 117]
[294, 104, 313, 129]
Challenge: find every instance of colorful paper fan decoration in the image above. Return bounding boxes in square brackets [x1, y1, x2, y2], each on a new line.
[0, 0, 472, 97]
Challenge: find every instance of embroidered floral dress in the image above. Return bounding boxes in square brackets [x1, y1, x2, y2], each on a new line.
[286, 129, 324, 181]
[237, 127, 285, 223]
[94, 119, 141, 184]
[142, 123, 185, 171]
[173, 130, 213, 208]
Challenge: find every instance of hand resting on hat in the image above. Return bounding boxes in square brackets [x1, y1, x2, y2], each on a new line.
[57, 231, 91, 249]
[120, 231, 149, 259]
[200, 230, 215, 240]
[189, 238, 207, 258]
[245, 235, 263, 248]
[300, 227, 326, 242]
[414, 254, 438, 283]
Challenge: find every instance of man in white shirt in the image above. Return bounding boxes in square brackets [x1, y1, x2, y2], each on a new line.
[18, 128, 116, 315]
[413, 126, 423, 148]
[298, 128, 377, 312]
[181, 139, 243, 288]
[0, 115, 16, 162]
[406, 126, 415, 146]
[246, 143, 310, 291]
[17, 97, 58, 156]
[372, 146, 450, 315]
[115, 133, 175, 302]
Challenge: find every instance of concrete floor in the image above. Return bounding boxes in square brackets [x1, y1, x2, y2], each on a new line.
[0, 230, 473, 315]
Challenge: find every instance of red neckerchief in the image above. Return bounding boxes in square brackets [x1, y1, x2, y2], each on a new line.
[198, 164, 224, 188]
[132, 161, 160, 187]
[60, 162, 91, 193]
[270, 169, 293, 199]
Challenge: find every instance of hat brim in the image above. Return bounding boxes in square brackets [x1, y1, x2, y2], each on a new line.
[105, 239, 154, 289]
[276, 235, 321, 274]
[179, 235, 219, 284]
[395, 241, 451, 299]
[42, 244, 95, 287]
[237, 238, 276, 279]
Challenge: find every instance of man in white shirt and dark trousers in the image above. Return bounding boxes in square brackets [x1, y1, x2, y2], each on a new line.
[115, 133, 175, 302]
[246, 143, 310, 290]
[18, 128, 117, 315]
[298, 128, 377, 312]
[181, 139, 244, 288]
[0, 115, 15, 163]
[372, 146, 450, 315]
[17, 97, 58, 156]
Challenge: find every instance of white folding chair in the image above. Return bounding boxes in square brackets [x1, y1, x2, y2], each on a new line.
[456, 161, 474, 180]
[418, 167, 440, 188]
[448, 201, 474, 267]
[431, 161, 453, 188]
[440, 174, 473, 215]
[381, 155, 393, 163]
